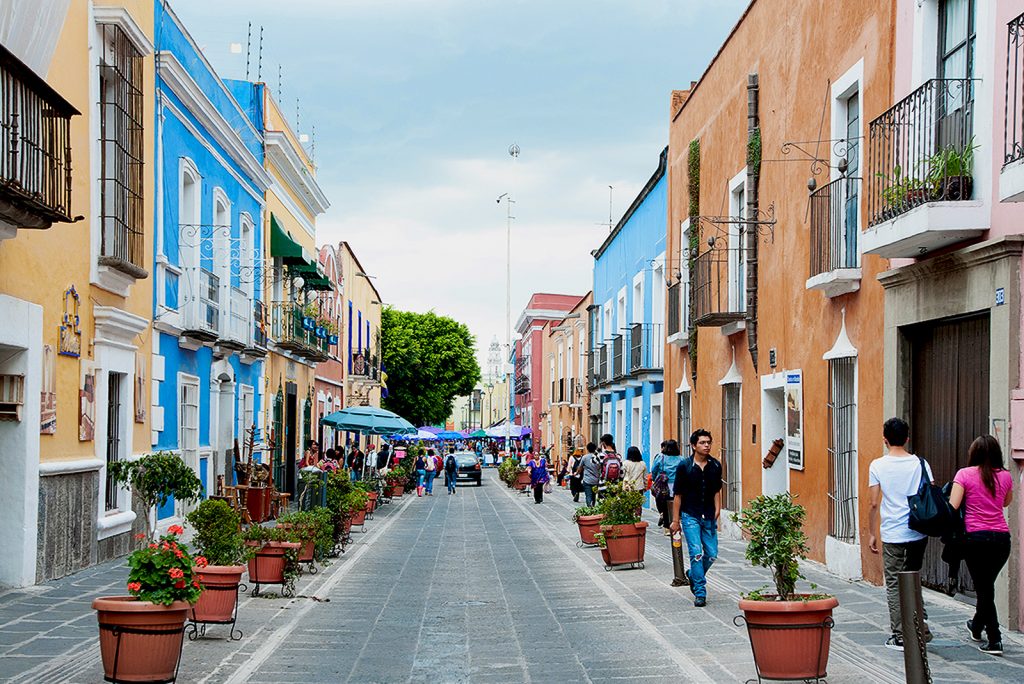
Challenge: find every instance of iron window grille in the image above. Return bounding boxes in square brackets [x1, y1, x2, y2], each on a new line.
[1005, 12, 1024, 166]
[827, 358, 858, 543]
[104, 373, 122, 511]
[678, 391, 691, 446]
[99, 24, 145, 275]
[721, 383, 741, 511]
[629, 322, 664, 372]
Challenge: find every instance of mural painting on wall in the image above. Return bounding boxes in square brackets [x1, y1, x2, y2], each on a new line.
[135, 353, 146, 423]
[59, 286, 82, 358]
[40, 344, 56, 434]
[79, 360, 96, 441]
[785, 370, 804, 470]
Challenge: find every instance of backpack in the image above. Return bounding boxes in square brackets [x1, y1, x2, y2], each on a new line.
[907, 456, 955, 537]
[602, 454, 622, 482]
[445, 455, 456, 471]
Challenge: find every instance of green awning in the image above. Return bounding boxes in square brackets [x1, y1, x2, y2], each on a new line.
[270, 214, 311, 265]
[287, 260, 332, 291]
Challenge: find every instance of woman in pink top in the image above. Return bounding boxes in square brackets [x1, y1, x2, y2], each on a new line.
[949, 435, 1014, 656]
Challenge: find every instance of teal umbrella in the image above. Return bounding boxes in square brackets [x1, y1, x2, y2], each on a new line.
[469, 429, 487, 438]
[321, 406, 417, 435]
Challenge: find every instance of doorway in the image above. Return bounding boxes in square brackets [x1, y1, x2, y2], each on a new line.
[907, 313, 990, 594]
[285, 382, 298, 496]
[761, 385, 788, 496]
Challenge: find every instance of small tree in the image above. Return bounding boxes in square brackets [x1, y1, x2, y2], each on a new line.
[109, 451, 204, 540]
[731, 493, 811, 600]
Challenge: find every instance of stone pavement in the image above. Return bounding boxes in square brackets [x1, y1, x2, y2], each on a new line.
[0, 469, 1022, 682]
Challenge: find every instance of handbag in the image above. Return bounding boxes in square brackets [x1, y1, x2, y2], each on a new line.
[543, 480, 553, 494]
[907, 456, 955, 537]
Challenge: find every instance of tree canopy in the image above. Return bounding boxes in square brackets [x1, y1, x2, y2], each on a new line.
[380, 307, 481, 427]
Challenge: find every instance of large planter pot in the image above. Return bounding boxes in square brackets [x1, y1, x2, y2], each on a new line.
[366, 491, 379, 514]
[245, 486, 271, 523]
[514, 471, 531, 491]
[349, 507, 367, 526]
[93, 596, 189, 683]
[598, 522, 648, 569]
[275, 524, 315, 563]
[576, 514, 605, 546]
[190, 565, 245, 624]
[385, 483, 405, 498]
[246, 541, 300, 595]
[737, 596, 839, 681]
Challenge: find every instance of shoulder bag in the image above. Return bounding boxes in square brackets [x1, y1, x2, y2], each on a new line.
[907, 456, 955, 537]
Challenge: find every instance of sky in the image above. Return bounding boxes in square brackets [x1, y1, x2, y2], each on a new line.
[174, 0, 749, 370]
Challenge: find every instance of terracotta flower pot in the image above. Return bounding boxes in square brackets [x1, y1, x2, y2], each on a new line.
[576, 514, 605, 545]
[388, 483, 405, 497]
[598, 522, 649, 568]
[514, 471, 531, 490]
[190, 565, 244, 623]
[366, 492, 378, 513]
[349, 507, 367, 526]
[246, 541, 300, 585]
[737, 596, 839, 681]
[93, 596, 189, 683]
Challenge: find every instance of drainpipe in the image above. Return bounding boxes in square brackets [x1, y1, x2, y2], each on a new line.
[745, 73, 760, 371]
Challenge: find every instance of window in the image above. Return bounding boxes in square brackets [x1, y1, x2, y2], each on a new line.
[99, 24, 144, 272]
[678, 391, 691, 445]
[238, 384, 255, 450]
[938, 0, 976, 82]
[828, 358, 858, 542]
[178, 375, 200, 517]
[632, 273, 644, 324]
[728, 179, 747, 312]
[104, 372, 124, 511]
[213, 194, 230, 336]
[842, 91, 860, 268]
[721, 384, 741, 510]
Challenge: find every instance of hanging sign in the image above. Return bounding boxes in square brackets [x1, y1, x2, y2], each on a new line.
[59, 286, 82, 358]
[785, 370, 804, 470]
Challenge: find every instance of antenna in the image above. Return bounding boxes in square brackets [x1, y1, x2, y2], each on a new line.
[244, 21, 251, 80]
[311, 124, 317, 163]
[256, 26, 264, 80]
[595, 185, 615, 231]
[296, 98, 300, 132]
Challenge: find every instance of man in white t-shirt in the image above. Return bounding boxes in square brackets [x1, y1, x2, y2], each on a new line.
[867, 417, 933, 651]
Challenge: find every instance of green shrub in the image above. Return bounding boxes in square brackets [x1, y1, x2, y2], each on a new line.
[731, 493, 817, 601]
[571, 505, 602, 523]
[598, 483, 644, 526]
[185, 499, 244, 566]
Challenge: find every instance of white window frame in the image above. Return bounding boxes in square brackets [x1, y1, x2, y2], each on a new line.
[728, 170, 747, 313]
[212, 188, 231, 337]
[632, 271, 644, 325]
[831, 60, 864, 270]
[238, 384, 255, 450]
[177, 372, 200, 518]
[679, 220, 691, 335]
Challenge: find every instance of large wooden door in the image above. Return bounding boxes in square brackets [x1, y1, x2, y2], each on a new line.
[908, 313, 990, 594]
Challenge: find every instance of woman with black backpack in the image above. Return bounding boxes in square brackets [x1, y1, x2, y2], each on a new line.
[444, 450, 458, 495]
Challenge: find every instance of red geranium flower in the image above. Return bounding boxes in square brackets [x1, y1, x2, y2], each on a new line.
[168, 567, 184, 580]
[192, 579, 201, 588]
[174, 549, 183, 559]
[174, 580, 186, 589]
[127, 582, 142, 592]
[195, 556, 208, 568]
[168, 524, 184, 536]
[148, 543, 158, 550]
[134, 533, 146, 540]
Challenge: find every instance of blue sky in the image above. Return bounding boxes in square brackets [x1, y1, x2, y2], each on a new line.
[174, 0, 748, 368]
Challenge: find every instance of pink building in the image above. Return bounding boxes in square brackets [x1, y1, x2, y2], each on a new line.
[513, 293, 586, 451]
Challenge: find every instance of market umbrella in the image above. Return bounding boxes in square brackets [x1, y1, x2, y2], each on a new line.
[435, 430, 463, 440]
[469, 429, 487, 438]
[485, 422, 524, 439]
[321, 406, 417, 436]
[419, 426, 443, 435]
[415, 429, 438, 441]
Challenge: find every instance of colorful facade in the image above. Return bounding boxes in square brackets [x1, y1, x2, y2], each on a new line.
[542, 292, 592, 473]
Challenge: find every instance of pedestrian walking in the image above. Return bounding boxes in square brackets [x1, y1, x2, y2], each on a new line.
[598, 434, 622, 497]
[670, 429, 721, 607]
[651, 440, 686, 535]
[444, 450, 458, 495]
[949, 435, 1014, 656]
[622, 446, 648, 492]
[867, 417, 934, 651]
[424, 449, 437, 495]
[577, 442, 602, 507]
[415, 452, 427, 497]
[528, 451, 550, 503]
[566, 449, 583, 502]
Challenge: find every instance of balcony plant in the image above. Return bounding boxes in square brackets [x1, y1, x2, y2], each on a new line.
[242, 525, 300, 597]
[92, 526, 202, 682]
[594, 484, 648, 569]
[571, 504, 604, 547]
[107, 451, 204, 540]
[877, 165, 926, 213]
[731, 493, 837, 681]
[925, 137, 977, 201]
[185, 499, 246, 632]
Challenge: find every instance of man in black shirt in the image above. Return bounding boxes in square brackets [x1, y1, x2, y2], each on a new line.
[669, 429, 722, 607]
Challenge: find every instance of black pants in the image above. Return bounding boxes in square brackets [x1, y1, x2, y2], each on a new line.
[655, 495, 670, 528]
[964, 531, 1011, 641]
[533, 484, 544, 503]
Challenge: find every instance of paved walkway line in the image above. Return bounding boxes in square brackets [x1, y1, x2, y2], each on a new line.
[495, 480, 710, 682]
[217, 493, 416, 684]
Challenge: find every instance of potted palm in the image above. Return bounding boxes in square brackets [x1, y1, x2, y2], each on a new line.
[732, 494, 838, 682]
[572, 505, 604, 547]
[594, 484, 648, 569]
[185, 499, 246, 639]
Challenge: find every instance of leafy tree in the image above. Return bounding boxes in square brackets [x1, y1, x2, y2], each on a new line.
[381, 307, 481, 426]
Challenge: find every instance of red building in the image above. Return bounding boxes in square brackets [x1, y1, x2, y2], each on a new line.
[514, 293, 586, 451]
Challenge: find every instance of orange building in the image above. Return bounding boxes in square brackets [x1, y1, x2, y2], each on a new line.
[662, 0, 894, 583]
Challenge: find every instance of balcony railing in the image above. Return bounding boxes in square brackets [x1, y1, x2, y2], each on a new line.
[0, 44, 77, 230]
[1006, 13, 1024, 167]
[199, 268, 220, 333]
[269, 302, 330, 362]
[810, 176, 861, 277]
[515, 373, 530, 395]
[253, 300, 268, 349]
[629, 322, 664, 373]
[867, 78, 975, 227]
[611, 335, 624, 379]
[598, 344, 608, 383]
[226, 287, 249, 347]
[693, 243, 745, 327]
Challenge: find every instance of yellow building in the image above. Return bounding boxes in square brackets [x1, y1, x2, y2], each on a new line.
[0, 1, 155, 585]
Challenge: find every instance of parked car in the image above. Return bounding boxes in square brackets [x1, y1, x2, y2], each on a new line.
[452, 451, 482, 485]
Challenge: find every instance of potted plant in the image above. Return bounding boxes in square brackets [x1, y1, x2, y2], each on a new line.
[107, 451, 204, 540]
[384, 467, 407, 497]
[277, 508, 333, 572]
[355, 479, 379, 517]
[342, 490, 370, 531]
[242, 525, 300, 597]
[926, 137, 977, 201]
[92, 526, 202, 683]
[595, 484, 648, 569]
[572, 505, 604, 547]
[731, 494, 838, 682]
[185, 499, 246, 638]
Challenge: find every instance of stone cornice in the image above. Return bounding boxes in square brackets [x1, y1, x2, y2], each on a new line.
[265, 131, 331, 218]
[877, 235, 1024, 289]
[94, 6, 153, 56]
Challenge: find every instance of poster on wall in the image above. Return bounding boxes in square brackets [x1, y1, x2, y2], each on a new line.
[79, 360, 95, 442]
[40, 344, 56, 434]
[785, 370, 804, 470]
[134, 353, 146, 423]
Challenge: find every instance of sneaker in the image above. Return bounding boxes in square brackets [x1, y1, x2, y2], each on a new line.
[693, 598, 706, 607]
[967, 620, 983, 642]
[685, 570, 695, 595]
[979, 641, 1003, 656]
[884, 635, 904, 651]
[670, 578, 688, 587]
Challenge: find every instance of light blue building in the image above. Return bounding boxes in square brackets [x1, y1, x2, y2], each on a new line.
[591, 148, 668, 493]
[150, 4, 272, 519]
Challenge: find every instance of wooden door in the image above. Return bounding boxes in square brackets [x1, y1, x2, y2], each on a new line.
[908, 313, 990, 594]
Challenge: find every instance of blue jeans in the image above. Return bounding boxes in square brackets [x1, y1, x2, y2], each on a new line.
[583, 483, 597, 507]
[447, 472, 457, 493]
[425, 470, 436, 494]
[416, 469, 426, 488]
[681, 513, 718, 600]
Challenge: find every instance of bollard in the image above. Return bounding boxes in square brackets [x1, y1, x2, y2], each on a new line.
[671, 530, 688, 584]
[897, 571, 931, 684]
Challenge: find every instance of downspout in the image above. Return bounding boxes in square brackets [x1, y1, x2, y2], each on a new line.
[745, 73, 760, 371]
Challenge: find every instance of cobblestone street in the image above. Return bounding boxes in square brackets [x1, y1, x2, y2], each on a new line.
[2, 470, 1024, 683]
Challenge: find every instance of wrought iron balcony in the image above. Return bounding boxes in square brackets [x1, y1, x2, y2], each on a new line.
[693, 242, 745, 327]
[629, 322, 664, 373]
[0, 43, 78, 233]
[598, 344, 608, 384]
[1003, 13, 1024, 202]
[514, 373, 530, 395]
[351, 352, 380, 381]
[866, 78, 975, 227]
[807, 175, 862, 297]
[270, 302, 330, 362]
[611, 335, 624, 379]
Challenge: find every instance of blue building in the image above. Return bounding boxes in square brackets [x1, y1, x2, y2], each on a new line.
[150, 4, 272, 519]
[591, 148, 668, 493]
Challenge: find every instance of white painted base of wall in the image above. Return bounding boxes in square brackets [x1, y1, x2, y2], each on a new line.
[825, 535, 862, 581]
[718, 512, 742, 541]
